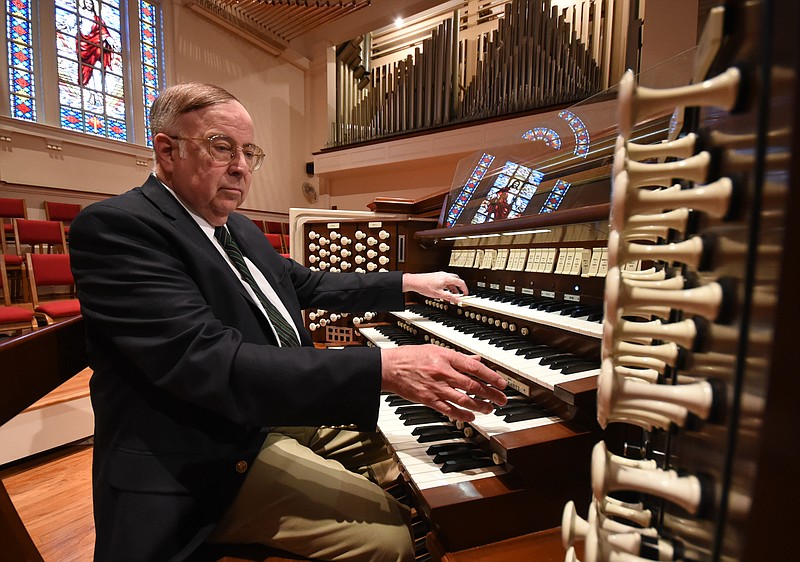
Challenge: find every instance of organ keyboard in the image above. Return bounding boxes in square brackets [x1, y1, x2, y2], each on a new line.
[457, 290, 604, 338]
[359, 310, 599, 553]
[392, 304, 599, 396]
[362, 325, 598, 552]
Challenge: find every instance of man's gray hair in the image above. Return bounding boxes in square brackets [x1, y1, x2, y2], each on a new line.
[149, 83, 239, 138]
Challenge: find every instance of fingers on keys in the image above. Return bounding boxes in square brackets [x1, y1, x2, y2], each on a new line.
[450, 352, 508, 398]
[441, 275, 468, 303]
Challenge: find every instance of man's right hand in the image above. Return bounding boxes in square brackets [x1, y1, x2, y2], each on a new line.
[380, 345, 508, 422]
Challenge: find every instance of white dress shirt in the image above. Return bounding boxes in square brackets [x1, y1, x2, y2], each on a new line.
[161, 183, 301, 346]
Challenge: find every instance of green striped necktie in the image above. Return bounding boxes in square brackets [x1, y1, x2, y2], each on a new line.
[214, 226, 300, 347]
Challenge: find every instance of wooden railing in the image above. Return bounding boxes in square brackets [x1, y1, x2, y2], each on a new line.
[0, 317, 87, 561]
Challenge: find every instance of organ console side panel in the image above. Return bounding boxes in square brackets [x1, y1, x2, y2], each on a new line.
[290, 207, 446, 344]
[740, 63, 800, 559]
[734, 1, 800, 558]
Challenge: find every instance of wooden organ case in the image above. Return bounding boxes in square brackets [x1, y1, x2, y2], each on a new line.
[560, 2, 800, 562]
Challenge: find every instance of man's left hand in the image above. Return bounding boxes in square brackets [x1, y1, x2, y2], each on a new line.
[402, 271, 468, 304]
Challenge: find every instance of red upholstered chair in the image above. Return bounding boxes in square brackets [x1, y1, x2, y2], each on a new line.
[282, 234, 290, 254]
[251, 218, 267, 233]
[0, 257, 36, 336]
[25, 253, 81, 325]
[265, 233, 283, 251]
[264, 221, 286, 235]
[0, 197, 27, 250]
[0, 221, 26, 302]
[264, 233, 291, 259]
[44, 201, 82, 239]
[13, 219, 68, 255]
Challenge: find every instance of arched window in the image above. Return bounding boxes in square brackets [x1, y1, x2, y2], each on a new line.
[5, 0, 164, 146]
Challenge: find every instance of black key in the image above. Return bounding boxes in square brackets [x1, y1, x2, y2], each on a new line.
[426, 443, 477, 455]
[494, 402, 539, 415]
[402, 412, 448, 425]
[515, 344, 551, 355]
[560, 362, 599, 374]
[545, 355, 585, 368]
[504, 409, 550, 423]
[544, 302, 577, 313]
[530, 299, 557, 310]
[395, 405, 436, 415]
[441, 457, 496, 473]
[412, 425, 462, 442]
[524, 348, 559, 359]
[539, 353, 575, 366]
[499, 339, 534, 350]
[569, 305, 601, 318]
[433, 449, 490, 464]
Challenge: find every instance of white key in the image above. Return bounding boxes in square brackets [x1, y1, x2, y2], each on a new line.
[391, 310, 598, 391]
[458, 294, 603, 338]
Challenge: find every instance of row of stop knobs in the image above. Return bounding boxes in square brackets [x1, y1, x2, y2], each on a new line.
[308, 229, 392, 272]
[562, 64, 747, 562]
[307, 310, 378, 332]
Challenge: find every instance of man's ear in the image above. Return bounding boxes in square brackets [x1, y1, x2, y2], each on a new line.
[153, 132, 176, 174]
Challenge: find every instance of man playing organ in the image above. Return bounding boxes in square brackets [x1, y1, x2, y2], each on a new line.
[69, 82, 507, 562]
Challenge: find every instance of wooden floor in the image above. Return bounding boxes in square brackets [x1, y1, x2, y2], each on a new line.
[1, 441, 95, 561]
[2, 421, 571, 562]
[2, 442, 572, 562]
[439, 530, 569, 562]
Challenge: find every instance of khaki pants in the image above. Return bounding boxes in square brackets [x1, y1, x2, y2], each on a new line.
[208, 427, 414, 562]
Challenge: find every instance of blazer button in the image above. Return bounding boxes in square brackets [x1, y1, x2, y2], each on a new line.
[235, 460, 248, 474]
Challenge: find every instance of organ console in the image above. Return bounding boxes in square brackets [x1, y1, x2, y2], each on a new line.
[292, 2, 800, 560]
[295, 71, 633, 555]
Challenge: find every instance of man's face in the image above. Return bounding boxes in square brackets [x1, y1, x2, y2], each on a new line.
[156, 100, 256, 226]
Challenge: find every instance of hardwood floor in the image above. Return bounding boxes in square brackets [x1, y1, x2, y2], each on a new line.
[1, 443, 571, 562]
[1, 436, 571, 562]
[24, 369, 93, 413]
[436, 529, 569, 562]
[1, 441, 95, 561]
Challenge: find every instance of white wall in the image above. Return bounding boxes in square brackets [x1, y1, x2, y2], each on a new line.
[169, 6, 316, 214]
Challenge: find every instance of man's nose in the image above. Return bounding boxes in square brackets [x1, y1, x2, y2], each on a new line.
[229, 149, 250, 173]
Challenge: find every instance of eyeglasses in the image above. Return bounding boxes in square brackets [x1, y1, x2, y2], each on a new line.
[168, 134, 265, 172]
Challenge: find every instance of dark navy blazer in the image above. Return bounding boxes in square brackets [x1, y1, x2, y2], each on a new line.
[69, 175, 405, 561]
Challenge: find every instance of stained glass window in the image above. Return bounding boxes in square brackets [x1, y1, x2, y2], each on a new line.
[521, 127, 562, 150]
[139, 0, 160, 146]
[7, 0, 37, 120]
[5, 0, 164, 145]
[444, 152, 495, 227]
[56, 0, 124, 138]
[558, 110, 590, 157]
[539, 179, 572, 213]
[470, 162, 543, 224]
